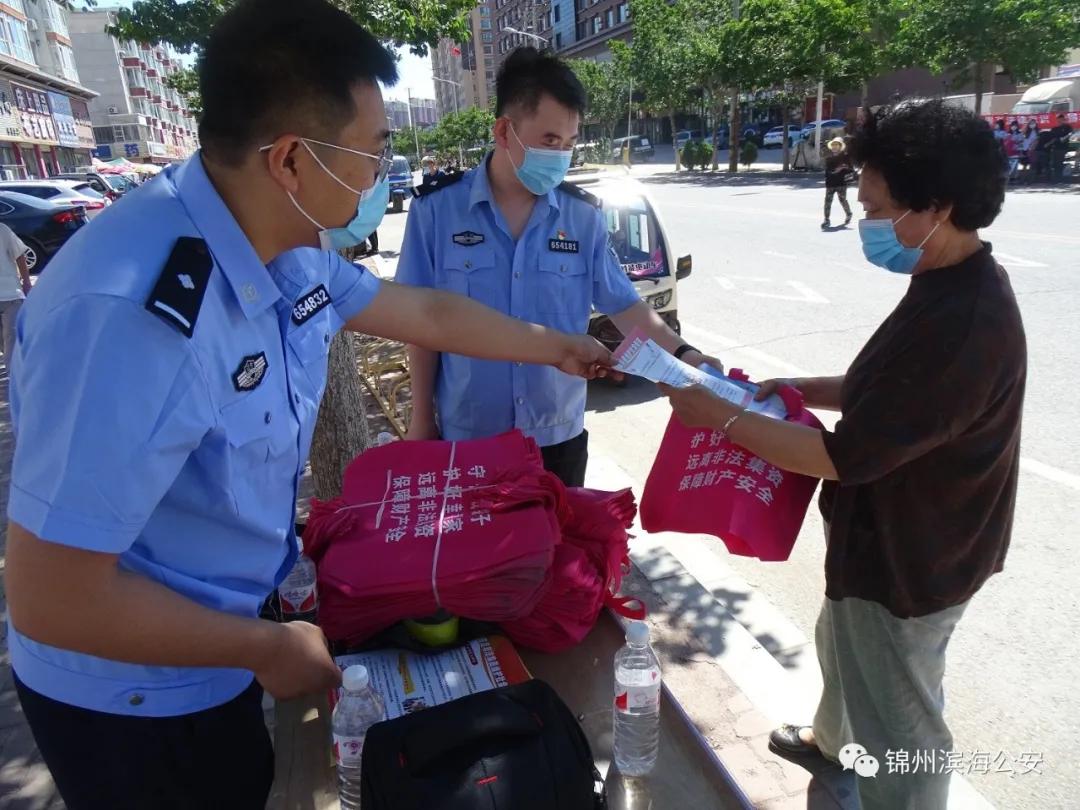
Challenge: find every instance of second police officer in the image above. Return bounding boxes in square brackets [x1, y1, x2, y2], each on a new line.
[399, 48, 722, 486]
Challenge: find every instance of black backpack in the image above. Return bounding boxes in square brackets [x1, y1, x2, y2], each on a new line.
[360, 679, 607, 810]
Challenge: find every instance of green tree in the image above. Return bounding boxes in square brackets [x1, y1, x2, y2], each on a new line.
[163, 66, 202, 117]
[435, 107, 495, 152]
[894, 0, 1080, 114]
[105, 0, 475, 124]
[108, 0, 471, 57]
[569, 58, 631, 141]
[611, 0, 695, 170]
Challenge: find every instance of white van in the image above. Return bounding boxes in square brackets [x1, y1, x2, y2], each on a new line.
[1012, 75, 1080, 116]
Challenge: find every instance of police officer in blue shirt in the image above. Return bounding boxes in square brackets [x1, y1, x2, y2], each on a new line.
[3, 3, 613, 807]
[399, 48, 722, 486]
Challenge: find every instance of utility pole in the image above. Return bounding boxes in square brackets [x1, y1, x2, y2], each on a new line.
[407, 88, 421, 168]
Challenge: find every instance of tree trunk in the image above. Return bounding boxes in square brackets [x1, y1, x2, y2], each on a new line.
[781, 103, 791, 172]
[711, 102, 723, 170]
[860, 80, 870, 114]
[670, 111, 681, 171]
[972, 61, 985, 115]
[308, 331, 373, 501]
[728, 87, 741, 173]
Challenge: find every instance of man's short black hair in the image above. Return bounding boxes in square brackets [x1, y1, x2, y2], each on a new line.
[198, 0, 397, 164]
[495, 47, 586, 118]
[851, 100, 1004, 232]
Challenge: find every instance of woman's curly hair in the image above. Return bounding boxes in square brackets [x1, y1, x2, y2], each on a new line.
[850, 100, 1005, 231]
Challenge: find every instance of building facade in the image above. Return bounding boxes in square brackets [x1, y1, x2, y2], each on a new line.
[68, 8, 197, 165]
[557, 0, 629, 59]
[386, 97, 440, 131]
[432, 1, 496, 118]
[0, 0, 99, 178]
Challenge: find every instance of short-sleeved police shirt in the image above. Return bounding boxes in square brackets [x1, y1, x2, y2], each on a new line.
[7, 154, 381, 716]
[395, 155, 640, 447]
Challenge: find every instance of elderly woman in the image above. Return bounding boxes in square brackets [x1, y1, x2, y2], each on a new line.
[662, 100, 1026, 809]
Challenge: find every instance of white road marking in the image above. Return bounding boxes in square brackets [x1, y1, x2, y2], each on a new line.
[684, 324, 1080, 493]
[1020, 458, 1080, 492]
[763, 250, 799, 260]
[989, 228, 1080, 246]
[714, 276, 831, 304]
[991, 252, 1049, 269]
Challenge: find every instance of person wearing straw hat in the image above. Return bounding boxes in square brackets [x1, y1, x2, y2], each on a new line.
[822, 137, 854, 230]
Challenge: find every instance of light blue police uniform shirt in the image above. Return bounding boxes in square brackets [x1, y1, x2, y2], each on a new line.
[6, 154, 381, 717]
[395, 155, 640, 447]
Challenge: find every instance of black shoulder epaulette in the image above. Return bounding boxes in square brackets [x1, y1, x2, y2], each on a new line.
[145, 236, 213, 338]
[411, 170, 466, 198]
[557, 180, 602, 208]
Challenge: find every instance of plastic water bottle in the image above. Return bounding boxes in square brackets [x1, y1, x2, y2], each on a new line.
[333, 665, 386, 809]
[613, 621, 661, 776]
[277, 540, 317, 623]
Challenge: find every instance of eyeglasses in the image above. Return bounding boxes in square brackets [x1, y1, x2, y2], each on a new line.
[259, 137, 394, 184]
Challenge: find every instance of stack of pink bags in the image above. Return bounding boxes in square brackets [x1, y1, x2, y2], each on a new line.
[305, 430, 639, 652]
[305, 431, 564, 647]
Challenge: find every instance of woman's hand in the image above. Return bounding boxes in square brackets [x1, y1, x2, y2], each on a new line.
[754, 378, 797, 401]
[658, 383, 733, 429]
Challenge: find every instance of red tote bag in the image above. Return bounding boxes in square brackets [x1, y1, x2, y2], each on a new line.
[640, 371, 823, 562]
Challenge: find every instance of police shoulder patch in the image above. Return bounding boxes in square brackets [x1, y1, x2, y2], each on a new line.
[411, 169, 466, 198]
[145, 237, 213, 338]
[556, 181, 602, 208]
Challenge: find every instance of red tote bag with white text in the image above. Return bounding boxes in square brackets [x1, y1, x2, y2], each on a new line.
[640, 374, 823, 562]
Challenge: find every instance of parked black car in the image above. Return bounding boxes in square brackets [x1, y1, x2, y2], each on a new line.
[0, 190, 89, 273]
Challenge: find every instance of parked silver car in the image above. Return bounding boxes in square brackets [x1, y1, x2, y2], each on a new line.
[0, 179, 110, 219]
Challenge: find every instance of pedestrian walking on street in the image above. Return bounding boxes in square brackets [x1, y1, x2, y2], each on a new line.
[2, 2, 615, 808]
[1004, 121, 1023, 182]
[0, 222, 31, 367]
[1048, 113, 1073, 183]
[659, 100, 1026, 810]
[822, 137, 853, 229]
[1020, 119, 1039, 181]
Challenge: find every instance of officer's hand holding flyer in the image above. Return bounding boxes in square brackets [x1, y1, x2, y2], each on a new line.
[613, 328, 788, 419]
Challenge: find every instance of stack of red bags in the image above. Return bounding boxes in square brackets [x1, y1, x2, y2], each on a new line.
[501, 487, 641, 653]
[306, 430, 642, 652]
[305, 431, 565, 646]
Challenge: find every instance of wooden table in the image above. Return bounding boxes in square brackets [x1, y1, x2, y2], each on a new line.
[267, 614, 745, 810]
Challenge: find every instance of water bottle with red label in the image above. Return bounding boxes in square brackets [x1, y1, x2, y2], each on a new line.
[613, 620, 661, 776]
[332, 665, 386, 809]
[277, 539, 317, 623]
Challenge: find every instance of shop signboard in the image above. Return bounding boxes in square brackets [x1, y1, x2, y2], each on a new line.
[69, 98, 96, 149]
[0, 80, 25, 142]
[47, 92, 79, 148]
[11, 83, 59, 146]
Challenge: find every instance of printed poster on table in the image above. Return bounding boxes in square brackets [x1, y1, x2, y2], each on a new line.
[331, 636, 530, 718]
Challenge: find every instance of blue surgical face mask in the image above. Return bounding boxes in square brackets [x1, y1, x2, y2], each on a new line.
[508, 123, 572, 196]
[858, 210, 941, 275]
[261, 137, 390, 250]
[322, 175, 389, 251]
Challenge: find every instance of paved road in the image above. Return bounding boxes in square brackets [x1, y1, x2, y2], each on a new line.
[582, 171, 1078, 810]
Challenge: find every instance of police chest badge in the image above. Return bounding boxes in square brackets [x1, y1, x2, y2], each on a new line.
[292, 284, 331, 326]
[232, 352, 268, 392]
[548, 229, 579, 253]
[452, 231, 485, 247]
